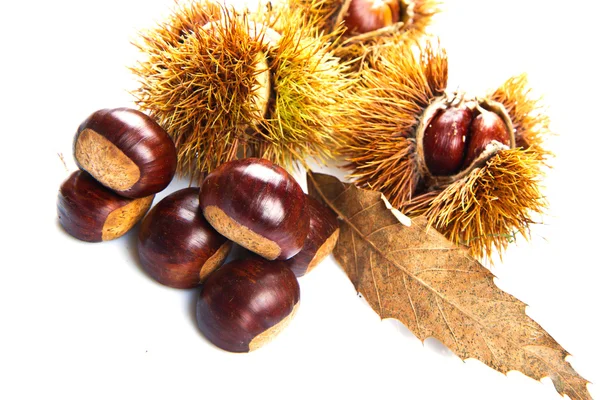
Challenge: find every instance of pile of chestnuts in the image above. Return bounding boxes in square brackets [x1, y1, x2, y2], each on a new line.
[57, 108, 178, 242]
[58, 109, 340, 353]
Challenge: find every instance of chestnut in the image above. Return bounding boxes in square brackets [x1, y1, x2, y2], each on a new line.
[422, 105, 513, 177]
[57, 170, 154, 242]
[284, 196, 340, 277]
[462, 109, 511, 168]
[74, 108, 177, 198]
[137, 188, 232, 289]
[345, 0, 401, 34]
[199, 158, 309, 260]
[196, 258, 300, 352]
[423, 106, 474, 176]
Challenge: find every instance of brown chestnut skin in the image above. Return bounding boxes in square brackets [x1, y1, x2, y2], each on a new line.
[462, 109, 511, 168]
[199, 158, 309, 261]
[196, 258, 300, 353]
[74, 108, 177, 199]
[137, 188, 232, 289]
[57, 171, 154, 242]
[345, 0, 400, 34]
[284, 196, 340, 277]
[423, 106, 474, 176]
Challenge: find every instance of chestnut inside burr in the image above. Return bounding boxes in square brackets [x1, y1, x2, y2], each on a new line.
[344, 0, 401, 34]
[202, 20, 280, 124]
[248, 24, 281, 124]
[203, 205, 282, 260]
[252, 51, 272, 121]
[75, 128, 141, 191]
[462, 110, 511, 168]
[422, 106, 473, 176]
[415, 95, 515, 188]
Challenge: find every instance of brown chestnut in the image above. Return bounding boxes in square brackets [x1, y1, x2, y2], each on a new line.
[199, 158, 309, 260]
[284, 196, 340, 277]
[57, 170, 154, 242]
[74, 108, 177, 198]
[345, 0, 401, 34]
[137, 188, 232, 289]
[196, 258, 300, 352]
[423, 106, 473, 176]
[462, 109, 511, 168]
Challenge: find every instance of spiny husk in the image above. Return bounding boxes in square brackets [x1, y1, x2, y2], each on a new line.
[257, 17, 354, 167]
[131, 0, 352, 180]
[338, 37, 551, 261]
[403, 149, 547, 260]
[339, 38, 448, 206]
[288, 0, 440, 65]
[490, 74, 552, 160]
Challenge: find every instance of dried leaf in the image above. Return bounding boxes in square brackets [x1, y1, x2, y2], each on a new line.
[307, 172, 591, 400]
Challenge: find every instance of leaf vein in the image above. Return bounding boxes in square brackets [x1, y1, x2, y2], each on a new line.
[403, 273, 420, 338]
[366, 222, 401, 238]
[369, 252, 383, 315]
[436, 296, 459, 349]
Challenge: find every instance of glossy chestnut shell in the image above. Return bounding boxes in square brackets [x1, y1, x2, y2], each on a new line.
[345, 0, 401, 34]
[422, 104, 513, 177]
[423, 106, 473, 176]
[462, 109, 511, 167]
[137, 188, 231, 289]
[284, 196, 340, 277]
[57, 170, 153, 242]
[74, 108, 177, 198]
[196, 258, 300, 353]
[199, 158, 309, 260]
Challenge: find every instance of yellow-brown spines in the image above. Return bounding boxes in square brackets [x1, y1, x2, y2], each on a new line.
[338, 39, 448, 207]
[132, 1, 352, 180]
[337, 38, 551, 261]
[288, 0, 440, 67]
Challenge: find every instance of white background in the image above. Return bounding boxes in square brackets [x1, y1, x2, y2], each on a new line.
[0, 0, 598, 399]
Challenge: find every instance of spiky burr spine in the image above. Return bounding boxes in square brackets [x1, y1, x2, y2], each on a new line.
[287, 0, 440, 66]
[336, 37, 551, 261]
[131, 1, 353, 180]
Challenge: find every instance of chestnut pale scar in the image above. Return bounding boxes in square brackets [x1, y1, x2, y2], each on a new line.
[251, 51, 271, 120]
[203, 205, 281, 260]
[248, 302, 299, 352]
[75, 129, 141, 191]
[102, 195, 153, 241]
[306, 228, 340, 274]
[199, 241, 232, 282]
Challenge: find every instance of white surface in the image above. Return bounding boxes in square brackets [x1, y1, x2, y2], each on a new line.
[0, 1, 598, 399]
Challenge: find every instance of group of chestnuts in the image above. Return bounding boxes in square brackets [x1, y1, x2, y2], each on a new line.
[57, 107, 340, 352]
[420, 99, 513, 179]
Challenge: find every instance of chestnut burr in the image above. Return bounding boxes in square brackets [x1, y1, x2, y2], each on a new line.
[74, 108, 177, 198]
[196, 258, 300, 352]
[57, 170, 153, 242]
[199, 158, 309, 260]
[284, 196, 340, 277]
[137, 188, 232, 289]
